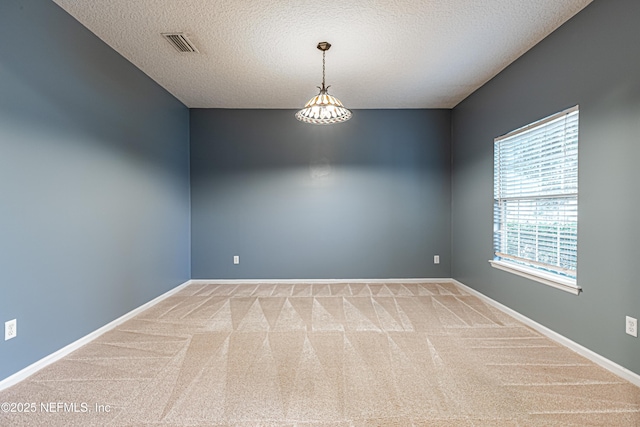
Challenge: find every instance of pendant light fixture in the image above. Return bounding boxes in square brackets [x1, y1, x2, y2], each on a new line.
[295, 42, 352, 125]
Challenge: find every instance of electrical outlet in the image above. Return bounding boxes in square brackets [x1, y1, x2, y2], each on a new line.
[434, 255, 440, 264]
[233, 255, 239, 265]
[5, 319, 17, 341]
[626, 316, 637, 337]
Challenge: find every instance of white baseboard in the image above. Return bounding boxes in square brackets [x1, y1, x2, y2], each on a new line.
[0, 279, 193, 391]
[189, 277, 451, 285]
[3, 277, 639, 391]
[451, 279, 640, 388]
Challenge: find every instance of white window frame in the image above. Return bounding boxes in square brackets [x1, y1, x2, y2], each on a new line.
[490, 106, 580, 295]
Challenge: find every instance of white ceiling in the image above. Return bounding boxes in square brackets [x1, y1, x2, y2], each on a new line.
[53, 0, 592, 109]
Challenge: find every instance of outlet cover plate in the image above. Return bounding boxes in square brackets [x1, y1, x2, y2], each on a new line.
[626, 316, 637, 337]
[5, 319, 17, 340]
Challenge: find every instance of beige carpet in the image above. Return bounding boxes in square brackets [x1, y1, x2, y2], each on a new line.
[1, 282, 639, 426]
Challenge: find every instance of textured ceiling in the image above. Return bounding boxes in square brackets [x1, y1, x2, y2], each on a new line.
[53, 0, 592, 109]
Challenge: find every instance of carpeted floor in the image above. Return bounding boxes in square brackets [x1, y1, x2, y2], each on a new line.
[1, 282, 639, 426]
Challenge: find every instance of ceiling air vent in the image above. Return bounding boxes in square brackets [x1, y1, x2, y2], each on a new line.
[162, 33, 199, 53]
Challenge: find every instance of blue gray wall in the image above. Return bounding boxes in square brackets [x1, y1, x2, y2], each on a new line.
[451, 0, 640, 375]
[191, 109, 451, 279]
[0, 0, 190, 381]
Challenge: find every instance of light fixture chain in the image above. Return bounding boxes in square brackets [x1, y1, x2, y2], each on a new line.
[322, 49, 326, 91]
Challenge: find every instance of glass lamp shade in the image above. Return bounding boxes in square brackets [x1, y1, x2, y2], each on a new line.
[295, 89, 352, 125]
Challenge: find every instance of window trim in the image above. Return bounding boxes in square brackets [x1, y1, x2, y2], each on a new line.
[495, 105, 579, 143]
[491, 105, 580, 295]
[489, 259, 580, 295]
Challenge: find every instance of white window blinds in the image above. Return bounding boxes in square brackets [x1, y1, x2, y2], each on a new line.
[493, 106, 579, 291]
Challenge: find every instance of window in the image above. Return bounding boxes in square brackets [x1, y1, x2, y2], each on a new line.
[491, 106, 580, 295]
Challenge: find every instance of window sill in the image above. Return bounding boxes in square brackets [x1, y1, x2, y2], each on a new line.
[489, 260, 581, 295]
